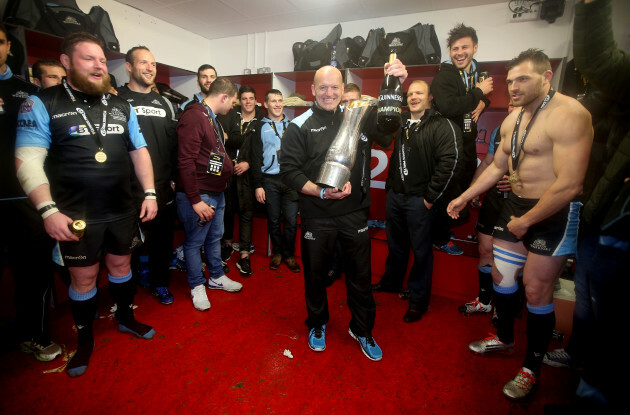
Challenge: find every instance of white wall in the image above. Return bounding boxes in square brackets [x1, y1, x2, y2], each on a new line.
[41, 0, 627, 83]
[208, 2, 576, 76]
[75, 0, 211, 73]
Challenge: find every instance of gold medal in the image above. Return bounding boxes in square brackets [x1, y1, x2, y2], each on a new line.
[95, 151, 107, 163]
[508, 171, 519, 184]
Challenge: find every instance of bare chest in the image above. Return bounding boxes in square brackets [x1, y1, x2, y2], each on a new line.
[502, 111, 553, 161]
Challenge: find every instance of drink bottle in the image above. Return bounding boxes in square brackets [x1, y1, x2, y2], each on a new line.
[377, 51, 402, 133]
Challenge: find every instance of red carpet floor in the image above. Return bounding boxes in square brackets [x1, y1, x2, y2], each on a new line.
[0, 250, 577, 414]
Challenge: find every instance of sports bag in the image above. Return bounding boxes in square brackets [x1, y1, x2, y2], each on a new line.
[358, 28, 385, 67]
[4, 0, 92, 37]
[368, 28, 425, 67]
[362, 23, 442, 67]
[293, 24, 342, 71]
[88, 6, 120, 52]
[334, 36, 365, 69]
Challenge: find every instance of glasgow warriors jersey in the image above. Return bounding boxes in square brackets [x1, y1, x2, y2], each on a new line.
[0, 67, 39, 199]
[117, 85, 177, 189]
[15, 84, 147, 223]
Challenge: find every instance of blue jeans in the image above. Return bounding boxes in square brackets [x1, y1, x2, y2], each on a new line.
[263, 174, 298, 258]
[176, 192, 225, 288]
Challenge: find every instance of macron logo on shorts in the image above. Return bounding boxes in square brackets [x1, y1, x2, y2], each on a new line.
[304, 232, 316, 241]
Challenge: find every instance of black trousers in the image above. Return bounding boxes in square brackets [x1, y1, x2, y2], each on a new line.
[0, 198, 55, 342]
[384, 191, 434, 311]
[301, 210, 375, 337]
[223, 175, 254, 252]
[134, 186, 176, 287]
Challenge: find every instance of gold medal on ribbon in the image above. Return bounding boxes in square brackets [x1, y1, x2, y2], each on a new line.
[508, 171, 519, 184]
[95, 151, 107, 163]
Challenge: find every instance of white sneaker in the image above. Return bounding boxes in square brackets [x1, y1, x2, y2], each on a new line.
[191, 285, 210, 311]
[207, 275, 242, 292]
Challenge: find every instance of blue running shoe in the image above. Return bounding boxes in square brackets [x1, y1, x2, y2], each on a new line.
[151, 286, 174, 305]
[434, 241, 464, 255]
[118, 322, 156, 339]
[308, 325, 326, 352]
[138, 266, 150, 287]
[349, 328, 382, 361]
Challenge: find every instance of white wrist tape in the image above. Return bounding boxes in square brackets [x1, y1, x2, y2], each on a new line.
[36, 201, 59, 220]
[144, 188, 157, 200]
[15, 146, 49, 195]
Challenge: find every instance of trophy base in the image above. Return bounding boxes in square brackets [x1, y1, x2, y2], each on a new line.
[316, 162, 351, 190]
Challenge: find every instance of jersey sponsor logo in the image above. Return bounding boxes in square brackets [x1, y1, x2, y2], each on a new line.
[52, 111, 78, 119]
[13, 90, 30, 99]
[134, 106, 167, 117]
[310, 126, 327, 133]
[303, 231, 316, 241]
[151, 99, 162, 106]
[358, 226, 368, 233]
[69, 123, 125, 136]
[19, 99, 35, 113]
[109, 107, 128, 122]
[17, 119, 37, 128]
[494, 225, 505, 232]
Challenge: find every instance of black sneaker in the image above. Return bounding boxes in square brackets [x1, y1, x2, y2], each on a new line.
[222, 261, 230, 274]
[221, 244, 233, 262]
[236, 257, 253, 276]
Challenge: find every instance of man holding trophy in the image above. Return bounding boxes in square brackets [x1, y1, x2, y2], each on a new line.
[280, 61, 407, 361]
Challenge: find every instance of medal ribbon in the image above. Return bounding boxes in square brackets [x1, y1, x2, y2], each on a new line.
[510, 89, 556, 174]
[268, 120, 287, 140]
[62, 78, 108, 154]
[398, 119, 420, 184]
[200, 100, 227, 156]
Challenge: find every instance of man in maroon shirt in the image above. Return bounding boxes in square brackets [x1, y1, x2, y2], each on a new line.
[176, 77, 242, 311]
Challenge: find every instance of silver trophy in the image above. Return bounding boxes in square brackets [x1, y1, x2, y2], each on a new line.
[316, 99, 375, 189]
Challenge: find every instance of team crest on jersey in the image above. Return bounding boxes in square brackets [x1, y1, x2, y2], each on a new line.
[109, 107, 127, 122]
[13, 90, 30, 99]
[19, 99, 35, 113]
[151, 99, 162, 106]
[303, 232, 316, 241]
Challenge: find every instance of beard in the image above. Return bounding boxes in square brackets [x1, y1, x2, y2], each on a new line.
[132, 69, 155, 89]
[513, 81, 545, 108]
[198, 80, 211, 96]
[68, 65, 111, 96]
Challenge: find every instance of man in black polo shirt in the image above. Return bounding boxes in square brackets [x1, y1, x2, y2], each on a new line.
[15, 33, 158, 377]
[118, 46, 178, 305]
